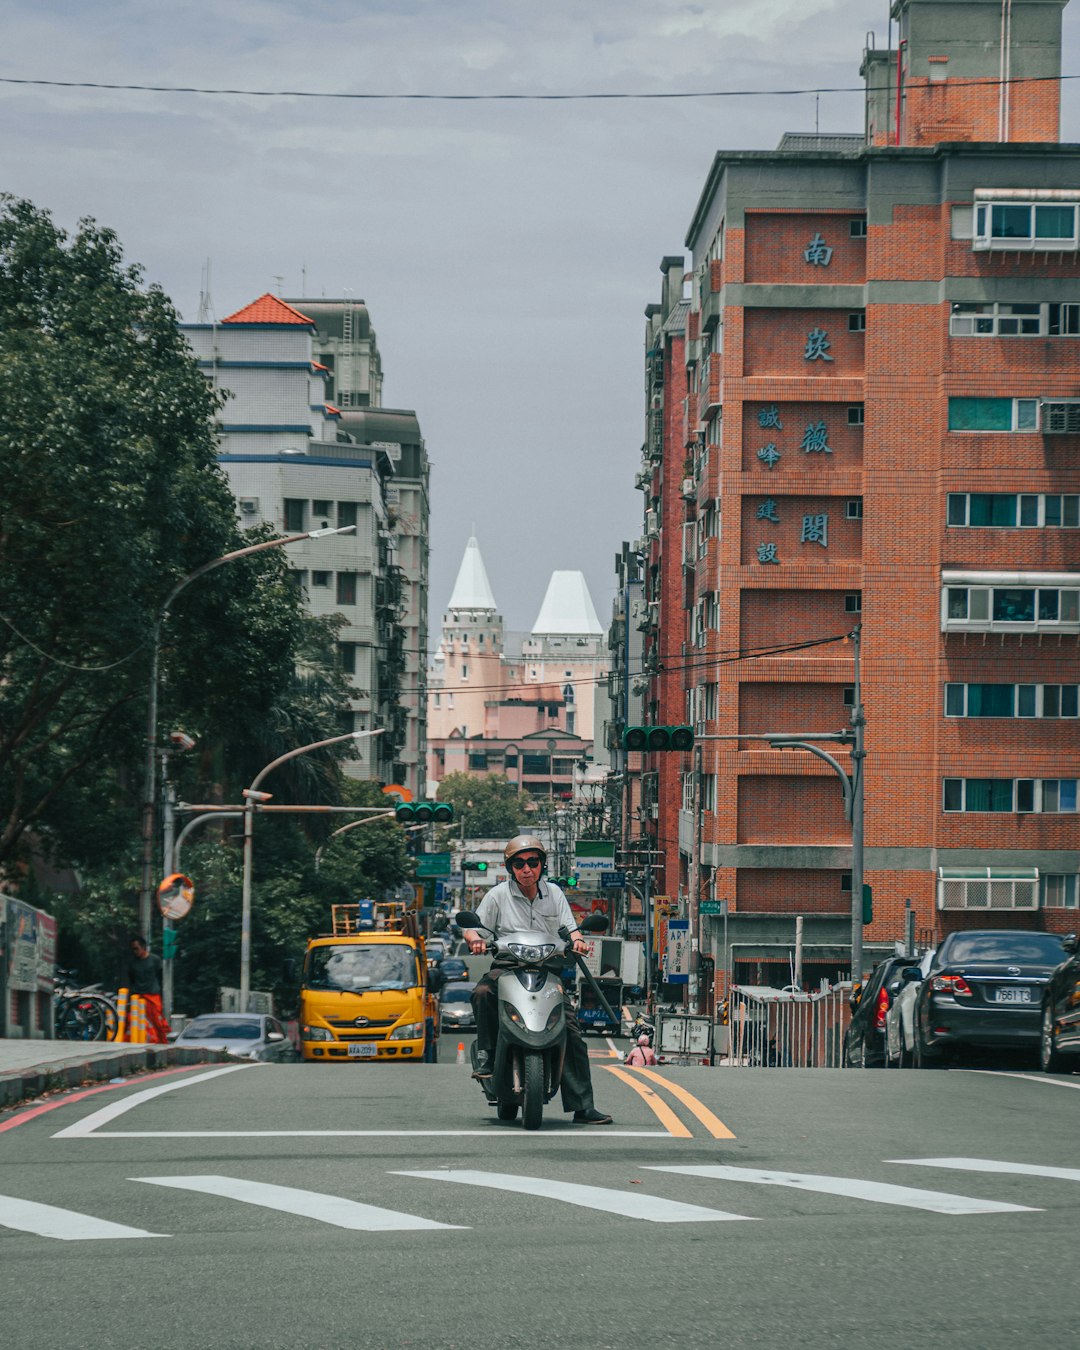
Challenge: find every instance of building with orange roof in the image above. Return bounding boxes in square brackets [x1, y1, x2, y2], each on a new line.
[181, 291, 429, 796]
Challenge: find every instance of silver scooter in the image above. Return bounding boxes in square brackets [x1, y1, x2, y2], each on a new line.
[456, 910, 609, 1130]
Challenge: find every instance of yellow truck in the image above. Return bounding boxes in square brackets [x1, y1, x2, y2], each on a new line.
[298, 903, 439, 1063]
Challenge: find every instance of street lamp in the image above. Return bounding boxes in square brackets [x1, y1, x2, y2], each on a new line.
[240, 728, 384, 1007]
[313, 811, 396, 871]
[138, 525, 355, 936]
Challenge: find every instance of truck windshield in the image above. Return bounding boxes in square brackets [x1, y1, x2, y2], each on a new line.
[307, 944, 418, 992]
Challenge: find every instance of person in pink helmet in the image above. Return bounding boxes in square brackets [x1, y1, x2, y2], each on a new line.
[624, 1034, 657, 1067]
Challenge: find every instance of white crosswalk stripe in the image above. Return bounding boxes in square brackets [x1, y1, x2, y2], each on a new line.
[133, 1175, 465, 1231]
[888, 1157, 1080, 1183]
[394, 1168, 754, 1223]
[0, 1193, 166, 1241]
[644, 1164, 1040, 1215]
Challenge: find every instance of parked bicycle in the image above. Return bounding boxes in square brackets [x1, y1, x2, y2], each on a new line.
[53, 969, 119, 1041]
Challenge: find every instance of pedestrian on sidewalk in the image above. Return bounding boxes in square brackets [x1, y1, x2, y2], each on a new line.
[624, 1034, 658, 1068]
[121, 936, 170, 1043]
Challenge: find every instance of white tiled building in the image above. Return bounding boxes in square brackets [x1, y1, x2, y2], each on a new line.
[181, 293, 428, 794]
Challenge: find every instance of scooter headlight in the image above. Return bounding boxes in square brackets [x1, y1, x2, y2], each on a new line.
[506, 942, 556, 962]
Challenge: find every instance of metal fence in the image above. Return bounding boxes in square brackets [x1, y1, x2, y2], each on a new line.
[722, 984, 853, 1068]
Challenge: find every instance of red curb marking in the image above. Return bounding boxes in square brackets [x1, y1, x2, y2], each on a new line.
[0, 1062, 219, 1134]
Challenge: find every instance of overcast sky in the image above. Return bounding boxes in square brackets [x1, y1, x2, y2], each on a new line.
[3, 1, 1078, 634]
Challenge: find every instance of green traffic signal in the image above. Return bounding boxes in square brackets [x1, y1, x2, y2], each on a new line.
[622, 725, 695, 753]
[463, 860, 488, 872]
[394, 801, 454, 825]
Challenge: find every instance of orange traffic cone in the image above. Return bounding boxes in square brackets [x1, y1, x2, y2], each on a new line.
[456, 1042, 465, 1065]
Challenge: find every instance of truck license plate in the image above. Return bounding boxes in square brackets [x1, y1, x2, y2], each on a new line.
[348, 1043, 378, 1057]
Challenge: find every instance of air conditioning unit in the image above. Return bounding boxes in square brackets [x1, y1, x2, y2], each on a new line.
[649, 803, 660, 820]
[681, 478, 695, 499]
[645, 509, 659, 536]
[385, 487, 401, 505]
[238, 497, 259, 514]
[1042, 400, 1080, 434]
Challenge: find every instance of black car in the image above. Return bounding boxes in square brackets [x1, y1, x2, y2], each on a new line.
[844, 954, 922, 1067]
[436, 957, 469, 983]
[913, 929, 1069, 1067]
[1040, 932, 1080, 1073]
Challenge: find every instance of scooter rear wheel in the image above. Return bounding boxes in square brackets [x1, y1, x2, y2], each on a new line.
[522, 1051, 543, 1130]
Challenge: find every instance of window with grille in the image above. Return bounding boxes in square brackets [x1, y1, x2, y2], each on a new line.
[938, 869, 1039, 910]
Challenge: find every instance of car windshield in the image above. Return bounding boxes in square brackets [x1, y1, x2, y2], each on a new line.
[307, 944, 418, 992]
[441, 987, 473, 1002]
[944, 933, 1065, 964]
[181, 1019, 261, 1040]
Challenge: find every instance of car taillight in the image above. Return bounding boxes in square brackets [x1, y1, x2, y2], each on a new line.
[874, 987, 890, 1028]
[931, 974, 973, 997]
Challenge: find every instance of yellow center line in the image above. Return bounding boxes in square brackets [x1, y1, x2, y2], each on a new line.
[603, 1065, 692, 1138]
[624, 1066, 736, 1140]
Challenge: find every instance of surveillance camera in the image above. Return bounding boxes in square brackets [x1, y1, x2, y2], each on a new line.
[169, 731, 197, 752]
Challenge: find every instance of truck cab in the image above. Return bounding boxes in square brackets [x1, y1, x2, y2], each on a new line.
[298, 904, 439, 1063]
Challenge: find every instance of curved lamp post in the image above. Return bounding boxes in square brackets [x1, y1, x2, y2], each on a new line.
[240, 728, 385, 1006]
[139, 525, 355, 936]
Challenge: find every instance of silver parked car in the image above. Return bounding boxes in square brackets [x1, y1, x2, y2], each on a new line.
[172, 1013, 297, 1062]
[885, 949, 935, 1067]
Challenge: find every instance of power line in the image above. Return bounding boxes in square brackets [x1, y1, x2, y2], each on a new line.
[0, 71, 1073, 103]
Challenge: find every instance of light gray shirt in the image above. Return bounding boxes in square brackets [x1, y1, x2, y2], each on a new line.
[475, 877, 578, 940]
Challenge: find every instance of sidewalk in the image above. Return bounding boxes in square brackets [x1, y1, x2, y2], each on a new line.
[0, 1038, 229, 1111]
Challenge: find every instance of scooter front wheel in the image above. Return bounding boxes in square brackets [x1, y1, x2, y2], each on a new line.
[522, 1050, 544, 1130]
[496, 1101, 519, 1122]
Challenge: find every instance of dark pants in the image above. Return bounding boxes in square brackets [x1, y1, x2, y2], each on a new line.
[472, 971, 596, 1113]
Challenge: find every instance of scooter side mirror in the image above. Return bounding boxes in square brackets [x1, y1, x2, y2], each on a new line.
[581, 914, 609, 934]
[455, 911, 483, 929]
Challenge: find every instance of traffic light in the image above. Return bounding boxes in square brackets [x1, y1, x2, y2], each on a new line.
[552, 876, 578, 890]
[162, 928, 179, 960]
[622, 725, 694, 753]
[861, 883, 873, 926]
[395, 801, 454, 825]
[463, 860, 488, 873]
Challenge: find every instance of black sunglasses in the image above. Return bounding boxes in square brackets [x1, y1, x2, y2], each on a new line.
[509, 855, 543, 870]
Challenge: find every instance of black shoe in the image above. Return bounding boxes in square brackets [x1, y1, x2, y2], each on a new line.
[472, 1050, 493, 1079]
[572, 1108, 613, 1125]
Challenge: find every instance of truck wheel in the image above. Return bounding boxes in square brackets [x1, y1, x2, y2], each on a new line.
[522, 1051, 543, 1131]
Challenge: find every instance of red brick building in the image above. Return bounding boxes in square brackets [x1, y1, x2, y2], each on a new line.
[621, 0, 1079, 997]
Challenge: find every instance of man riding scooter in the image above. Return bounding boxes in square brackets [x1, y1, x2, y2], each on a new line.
[464, 835, 613, 1125]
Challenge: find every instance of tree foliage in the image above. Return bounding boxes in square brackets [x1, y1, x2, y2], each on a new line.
[435, 772, 531, 839]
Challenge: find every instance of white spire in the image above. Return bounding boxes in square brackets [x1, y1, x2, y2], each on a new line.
[447, 536, 497, 612]
[531, 571, 603, 635]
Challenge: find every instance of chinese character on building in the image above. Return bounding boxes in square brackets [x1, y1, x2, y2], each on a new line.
[757, 443, 782, 469]
[804, 328, 833, 362]
[800, 513, 829, 547]
[801, 421, 832, 454]
[757, 542, 780, 564]
[756, 499, 780, 522]
[758, 405, 783, 430]
[803, 233, 833, 266]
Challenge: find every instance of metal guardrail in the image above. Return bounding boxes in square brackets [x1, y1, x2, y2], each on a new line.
[722, 985, 853, 1068]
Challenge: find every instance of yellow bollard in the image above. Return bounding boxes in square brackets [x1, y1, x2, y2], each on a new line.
[114, 987, 130, 1042]
[131, 996, 146, 1044]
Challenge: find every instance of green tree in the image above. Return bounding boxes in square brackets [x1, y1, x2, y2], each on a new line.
[435, 772, 531, 839]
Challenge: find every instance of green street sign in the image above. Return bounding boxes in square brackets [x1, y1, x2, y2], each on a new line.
[415, 853, 452, 877]
[699, 900, 728, 916]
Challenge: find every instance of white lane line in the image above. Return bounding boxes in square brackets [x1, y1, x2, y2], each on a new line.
[889, 1158, 1080, 1183]
[65, 1129, 669, 1139]
[394, 1168, 754, 1223]
[645, 1165, 1039, 1216]
[965, 1070, 1080, 1091]
[0, 1194, 166, 1241]
[52, 1064, 253, 1139]
[133, 1176, 464, 1231]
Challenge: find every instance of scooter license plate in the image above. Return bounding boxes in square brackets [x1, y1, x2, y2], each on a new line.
[348, 1043, 377, 1057]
